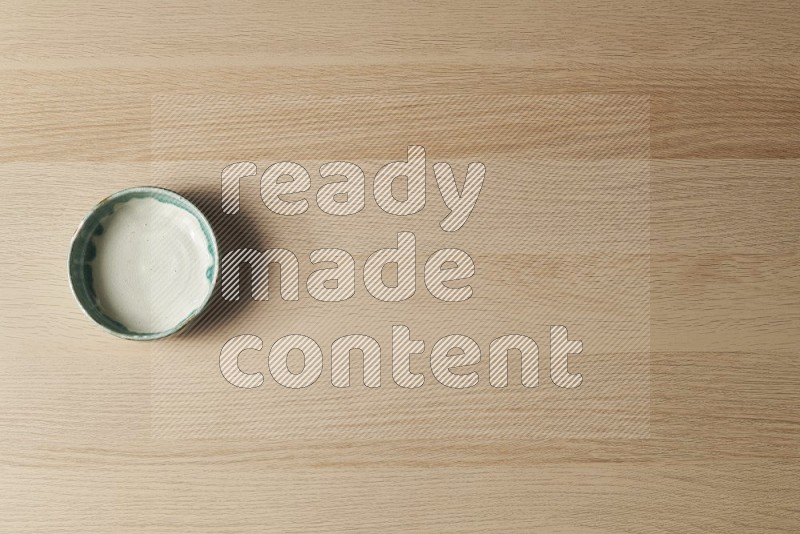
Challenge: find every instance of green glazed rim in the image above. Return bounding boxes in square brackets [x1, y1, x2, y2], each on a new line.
[68, 187, 219, 341]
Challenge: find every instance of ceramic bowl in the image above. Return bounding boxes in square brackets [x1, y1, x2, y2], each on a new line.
[68, 187, 218, 340]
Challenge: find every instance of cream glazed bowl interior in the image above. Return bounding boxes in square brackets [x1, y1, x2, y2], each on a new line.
[69, 187, 218, 340]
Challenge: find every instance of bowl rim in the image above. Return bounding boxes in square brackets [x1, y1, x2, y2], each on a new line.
[68, 186, 219, 341]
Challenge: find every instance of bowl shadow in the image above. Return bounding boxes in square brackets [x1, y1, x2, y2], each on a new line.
[173, 186, 273, 340]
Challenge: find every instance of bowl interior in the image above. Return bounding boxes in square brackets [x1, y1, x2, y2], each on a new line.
[69, 187, 218, 340]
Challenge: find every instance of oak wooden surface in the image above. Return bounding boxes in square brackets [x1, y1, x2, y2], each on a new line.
[1, 1, 799, 532]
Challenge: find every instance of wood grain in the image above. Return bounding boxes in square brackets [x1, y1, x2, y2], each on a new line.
[1, 1, 798, 532]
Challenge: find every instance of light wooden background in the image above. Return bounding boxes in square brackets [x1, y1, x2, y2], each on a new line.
[1, 1, 798, 532]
